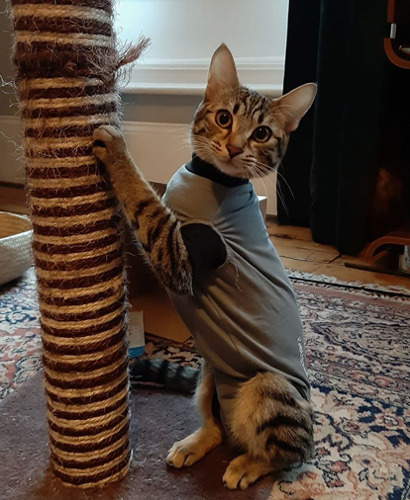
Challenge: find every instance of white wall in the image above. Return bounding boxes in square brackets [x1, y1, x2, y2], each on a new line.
[117, 0, 288, 61]
[117, 0, 288, 95]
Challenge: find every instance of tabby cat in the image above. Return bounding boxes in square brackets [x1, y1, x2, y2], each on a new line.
[93, 44, 316, 490]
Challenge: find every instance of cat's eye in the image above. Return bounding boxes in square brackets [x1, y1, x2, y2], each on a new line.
[252, 126, 272, 143]
[215, 110, 233, 129]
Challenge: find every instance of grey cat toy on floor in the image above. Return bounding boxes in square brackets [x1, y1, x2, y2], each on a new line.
[93, 44, 316, 490]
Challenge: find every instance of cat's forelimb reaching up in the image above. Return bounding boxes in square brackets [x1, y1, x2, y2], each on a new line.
[93, 125, 193, 295]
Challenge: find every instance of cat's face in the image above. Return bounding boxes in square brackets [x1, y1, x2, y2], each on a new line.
[191, 44, 317, 179]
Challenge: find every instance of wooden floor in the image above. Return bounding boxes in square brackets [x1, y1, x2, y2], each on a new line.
[0, 184, 27, 216]
[266, 218, 410, 290]
[1, 183, 409, 291]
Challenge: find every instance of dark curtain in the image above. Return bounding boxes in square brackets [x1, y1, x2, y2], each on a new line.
[278, 0, 390, 254]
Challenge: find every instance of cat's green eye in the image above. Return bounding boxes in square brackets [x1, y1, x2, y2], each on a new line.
[215, 110, 233, 129]
[252, 126, 272, 143]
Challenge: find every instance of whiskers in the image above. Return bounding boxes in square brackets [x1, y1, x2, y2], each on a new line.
[241, 157, 275, 179]
[191, 134, 222, 160]
[241, 157, 293, 216]
[274, 161, 295, 217]
[275, 162, 295, 199]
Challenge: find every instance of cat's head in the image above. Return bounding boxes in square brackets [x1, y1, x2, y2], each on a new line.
[191, 44, 316, 179]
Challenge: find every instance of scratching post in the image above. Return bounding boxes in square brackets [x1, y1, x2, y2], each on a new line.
[9, 0, 145, 488]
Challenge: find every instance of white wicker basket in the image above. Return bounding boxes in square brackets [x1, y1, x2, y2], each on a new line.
[0, 211, 33, 286]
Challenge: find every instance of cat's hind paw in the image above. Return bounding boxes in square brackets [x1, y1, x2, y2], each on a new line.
[223, 454, 272, 490]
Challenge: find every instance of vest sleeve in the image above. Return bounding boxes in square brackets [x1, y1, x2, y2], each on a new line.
[180, 222, 227, 275]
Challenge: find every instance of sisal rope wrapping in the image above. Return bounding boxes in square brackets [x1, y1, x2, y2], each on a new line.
[8, 0, 147, 488]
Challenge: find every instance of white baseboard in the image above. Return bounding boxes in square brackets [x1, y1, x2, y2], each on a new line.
[0, 115, 277, 214]
[125, 57, 284, 97]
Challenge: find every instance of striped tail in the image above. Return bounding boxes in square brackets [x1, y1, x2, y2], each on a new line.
[130, 358, 200, 394]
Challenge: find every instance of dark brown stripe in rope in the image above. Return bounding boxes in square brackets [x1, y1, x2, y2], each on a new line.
[42, 343, 126, 374]
[41, 309, 125, 338]
[47, 393, 127, 420]
[52, 452, 131, 486]
[43, 332, 127, 364]
[14, 45, 116, 80]
[30, 180, 107, 198]
[24, 124, 101, 140]
[11, 0, 113, 12]
[19, 84, 110, 101]
[15, 42, 113, 56]
[24, 125, 94, 140]
[14, 17, 113, 37]
[26, 145, 93, 159]
[38, 264, 123, 290]
[22, 101, 118, 120]
[48, 409, 128, 437]
[43, 345, 128, 376]
[42, 329, 127, 357]
[35, 247, 122, 271]
[31, 196, 116, 217]
[41, 295, 124, 322]
[32, 214, 121, 237]
[46, 374, 128, 404]
[39, 286, 121, 306]
[25, 124, 103, 139]
[50, 424, 129, 454]
[33, 233, 118, 255]
[45, 359, 128, 389]
[43, 345, 127, 375]
[27, 163, 99, 179]
[50, 440, 129, 469]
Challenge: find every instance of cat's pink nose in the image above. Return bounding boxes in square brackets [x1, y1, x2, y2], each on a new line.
[226, 144, 243, 158]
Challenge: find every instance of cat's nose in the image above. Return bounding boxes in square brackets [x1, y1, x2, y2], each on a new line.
[226, 144, 243, 158]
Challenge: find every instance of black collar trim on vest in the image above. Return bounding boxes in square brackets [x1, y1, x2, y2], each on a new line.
[186, 154, 249, 188]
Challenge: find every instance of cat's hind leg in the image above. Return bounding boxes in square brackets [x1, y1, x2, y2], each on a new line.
[223, 453, 274, 490]
[224, 372, 313, 489]
[166, 360, 223, 468]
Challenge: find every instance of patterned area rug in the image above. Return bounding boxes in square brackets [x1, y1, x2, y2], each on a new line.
[0, 267, 409, 500]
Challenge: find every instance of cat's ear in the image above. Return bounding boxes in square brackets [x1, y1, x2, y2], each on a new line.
[275, 83, 317, 133]
[205, 44, 240, 100]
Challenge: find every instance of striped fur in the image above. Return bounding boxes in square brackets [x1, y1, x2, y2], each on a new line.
[92, 44, 316, 490]
[191, 86, 287, 179]
[191, 45, 316, 182]
[228, 373, 314, 466]
[93, 126, 193, 294]
[135, 358, 314, 489]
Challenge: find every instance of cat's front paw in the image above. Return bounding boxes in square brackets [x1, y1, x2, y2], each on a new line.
[166, 437, 204, 468]
[167, 424, 223, 468]
[92, 125, 128, 166]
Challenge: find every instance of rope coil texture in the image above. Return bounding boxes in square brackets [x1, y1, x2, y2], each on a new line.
[9, 0, 139, 488]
